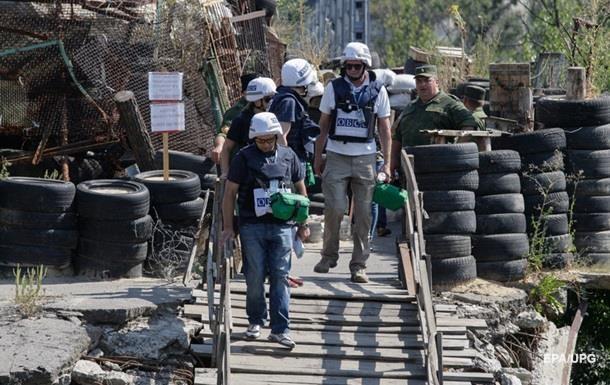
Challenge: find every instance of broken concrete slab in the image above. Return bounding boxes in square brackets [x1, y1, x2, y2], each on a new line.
[100, 313, 203, 360]
[72, 360, 134, 385]
[0, 277, 193, 325]
[0, 316, 90, 385]
[531, 322, 571, 385]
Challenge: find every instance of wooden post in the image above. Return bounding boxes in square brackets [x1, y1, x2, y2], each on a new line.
[162, 132, 169, 180]
[566, 67, 586, 100]
[114, 91, 156, 171]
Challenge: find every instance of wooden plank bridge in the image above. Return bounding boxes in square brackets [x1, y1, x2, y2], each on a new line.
[187, 152, 495, 385]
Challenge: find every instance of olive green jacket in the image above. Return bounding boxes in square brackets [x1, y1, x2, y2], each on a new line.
[472, 107, 487, 130]
[393, 91, 479, 146]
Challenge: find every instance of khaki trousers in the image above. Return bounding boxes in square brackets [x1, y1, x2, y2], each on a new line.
[321, 151, 376, 272]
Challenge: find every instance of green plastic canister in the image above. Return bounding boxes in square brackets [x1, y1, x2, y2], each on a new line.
[372, 173, 408, 210]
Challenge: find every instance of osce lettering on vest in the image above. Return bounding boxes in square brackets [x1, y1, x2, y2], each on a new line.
[329, 76, 382, 143]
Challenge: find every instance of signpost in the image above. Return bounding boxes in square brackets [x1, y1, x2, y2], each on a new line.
[148, 72, 184, 180]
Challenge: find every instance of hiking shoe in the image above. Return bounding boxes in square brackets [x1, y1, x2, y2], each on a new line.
[377, 227, 392, 237]
[245, 324, 261, 339]
[313, 258, 337, 273]
[268, 333, 296, 349]
[351, 269, 369, 283]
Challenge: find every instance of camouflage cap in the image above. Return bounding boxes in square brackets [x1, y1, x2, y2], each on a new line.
[464, 85, 486, 101]
[414, 64, 437, 78]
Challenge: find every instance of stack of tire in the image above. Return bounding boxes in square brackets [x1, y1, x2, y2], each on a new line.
[473, 151, 529, 281]
[495, 128, 572, 268]
[134, 170, 203, 227]
[75, 180, 152, 278]
[0, 177, 77, 271]
[408, 143, 478, 286]
[537, 95, 610, 269]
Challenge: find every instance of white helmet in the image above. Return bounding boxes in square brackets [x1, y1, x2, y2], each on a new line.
[249, 112, 283, 139]
[305, 81, 324, 103]
[245, 77, 277, 102]
[341, 42, 372, 67]
[281, 58, 316, 87]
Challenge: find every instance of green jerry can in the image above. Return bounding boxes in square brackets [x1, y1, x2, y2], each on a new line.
[372, 173, 408, 211]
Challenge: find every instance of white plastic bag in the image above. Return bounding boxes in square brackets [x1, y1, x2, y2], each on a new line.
[372, 69, 397, 88]
[389, 93, 411, 109]
[387, 74, 416, 94]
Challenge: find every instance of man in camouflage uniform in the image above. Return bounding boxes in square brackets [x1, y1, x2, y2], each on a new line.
[390, 65, 479, 173]
[463, 85, 487, 129]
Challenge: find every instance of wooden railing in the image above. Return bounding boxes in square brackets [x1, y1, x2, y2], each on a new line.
[208, 179, 232, 384]
[399, 149, 444, 385]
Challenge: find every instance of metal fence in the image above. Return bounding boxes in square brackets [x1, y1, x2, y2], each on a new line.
[0, 0, 275, 165]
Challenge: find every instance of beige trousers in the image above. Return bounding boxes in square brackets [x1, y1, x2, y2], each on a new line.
[321, 151, 376, 272]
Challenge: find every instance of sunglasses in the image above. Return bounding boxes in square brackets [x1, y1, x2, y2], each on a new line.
[345, 63, 363, 70]
[255, 137, 277, 145]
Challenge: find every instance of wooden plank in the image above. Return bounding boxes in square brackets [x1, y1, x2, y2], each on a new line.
[220, 280, 410, 294]
[198, 330, 469, 350]
[229, 316, 421, 334]
[193, 340, 426, 363]
[227, 373, 427, 385]
[230, 9, 266, 23]
[561, 300, 588, 385]
[197, 291, 422, 309]
[436, 318, 487, 329]
[398, 242, 417, 296]
[227, 354, 428, 379]
[193, 298, 423, 317]
[442, 372, 495, 382]
[227, 309, 421, 326]
[226, 281, 415, 301]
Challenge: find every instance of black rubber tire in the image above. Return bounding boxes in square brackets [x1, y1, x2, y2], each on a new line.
[476, 213, 527, 234]
[154, 197, 205, 223]
[74, 254, 143, 279]
[565, 124, 610, 149]
[543, 253, 574, 269]
[416, 170, 479, 191]
[0, 244, 72, 267]
[569, 178, 610, 196]
[79, 215, 154, 243]
[574, 196, 610, 213]
[476, 194, 525, 214]
[536, 95, 610, 128]
[505, 128, 567, 154]
[201, 174, 217, 190]
[573, 213, 610, 232]
[476, 259, 527, 282]
[524, 192, 569, 214]
[431, 255, 477, 286]
[478, 173, 521, 195]
[0, 177, 75, 213]
[0, 228, 77, 249]
[521, 151, 564, 172]
[424, 234, 472, 259]
[309, 193, 325, 203]
[478, 150, 521, 174]
[584, 253, 610, 268]
[567, 149, 610, 178]
[309, 201, 324, 215]
[574, 231, 610, 253]
[544, 234, 573, 253]
[520, 171, 566, 195]
[423, 190, 475, 212]
[527, 213, 569, 235]
[76, 180, 150, 220]
[77, 237, 148, 263]
[154, 150, 216, 175]
[0, 207, 76, 230]
[406, 143, 479, 173]
[134, 170, 201, 204]
[422, 210, 476, 234]
[69, 158, 104, 184]
[472, 233, 529, 261]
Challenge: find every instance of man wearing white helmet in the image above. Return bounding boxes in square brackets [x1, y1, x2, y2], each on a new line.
[313, 41, 392, 284]
[219, 77, 277, 177]
[222, 112, 309, 349]
[268, 58, 320, 163]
